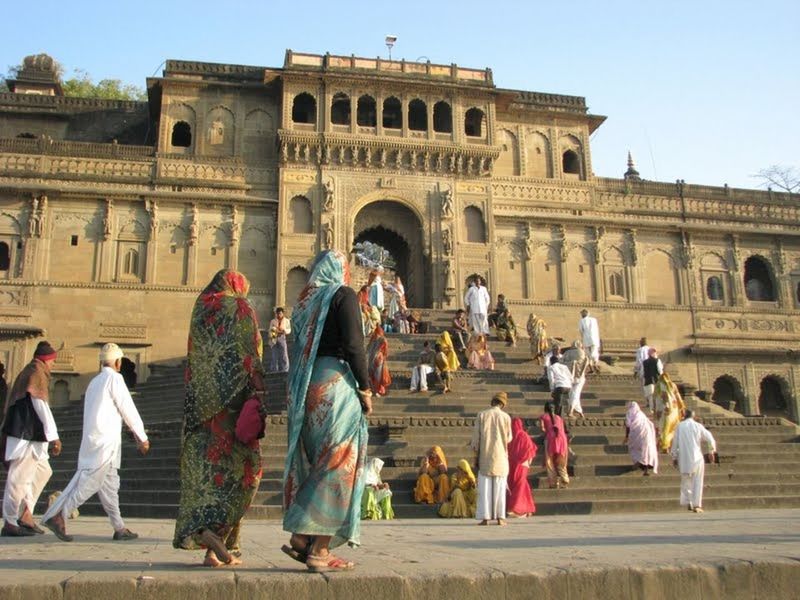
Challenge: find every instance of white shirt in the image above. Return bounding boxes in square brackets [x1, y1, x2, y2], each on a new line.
[634, 345, 650, 376]
[464, 285, 491, 314]
[269, 317, 291, 336]
[548, 362, 574, 390]
[670, 418, 716, 474]
[4, 396, 58, 461]
[579, 315, 600, 348]
[78, 367, 148, 470]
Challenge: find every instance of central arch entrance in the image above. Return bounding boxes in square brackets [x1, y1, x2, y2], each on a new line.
[353, 200, 429, 307]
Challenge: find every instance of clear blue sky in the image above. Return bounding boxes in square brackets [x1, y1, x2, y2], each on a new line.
[3, 0, 797, 189]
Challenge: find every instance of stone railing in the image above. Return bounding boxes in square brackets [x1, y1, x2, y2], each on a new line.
[0, 137, 155, 159]
[0, 92, 146, 110]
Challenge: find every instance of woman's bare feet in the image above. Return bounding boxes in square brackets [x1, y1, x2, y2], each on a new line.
[203, 549, 222, 567]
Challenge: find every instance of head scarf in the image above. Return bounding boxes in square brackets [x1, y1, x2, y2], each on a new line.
[5, 355, 52, 415]
[456, 458, 476, 486]
[626, 401, 644, 428]
[363, 457, 385, 487]
[437, 330, 454, 352]
[508, 417, 537, 465]
[284, 250, 350, 483]
[185, 269, 263, 429]
[427, 445, 447, 470]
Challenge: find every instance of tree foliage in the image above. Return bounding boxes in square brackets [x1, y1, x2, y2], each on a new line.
[752, 165, 800, 196]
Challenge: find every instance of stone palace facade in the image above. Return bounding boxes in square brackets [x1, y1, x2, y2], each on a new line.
[0, 52, 797, 420]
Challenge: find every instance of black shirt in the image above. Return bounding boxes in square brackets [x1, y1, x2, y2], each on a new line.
[316, 286, 370, 390]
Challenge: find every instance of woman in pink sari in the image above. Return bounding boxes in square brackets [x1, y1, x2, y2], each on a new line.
[367, 325, 392, 396]
[539, 402, 569, 489]
[506, 417, 538, 517]
[624, 402, 658, 476]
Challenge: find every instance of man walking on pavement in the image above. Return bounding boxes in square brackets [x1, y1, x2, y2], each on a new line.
[670, 409, 717, 514]
[42, 343, 149, 541]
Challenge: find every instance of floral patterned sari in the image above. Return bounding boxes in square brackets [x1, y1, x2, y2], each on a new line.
[173, 270, 265, 552]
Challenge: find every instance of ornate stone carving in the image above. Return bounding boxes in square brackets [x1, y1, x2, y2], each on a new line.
[100, 323, 147, 339]
[102, 199, 113, 241]
[188, 204, 199, 246]
[442, 228, 453, 257]
[729, 234, 741, 272]
[627, 229, 638, 267]
[148, 199, 158, 241]
[322, 178, 335, 212]
[440, 186, 454, 219]
[680, 230, 695, 269]
[521, 223, 532, 261]
[322, 220, 334, 250]
[229, 205, 240, 246]
[28, 194, 45, 237]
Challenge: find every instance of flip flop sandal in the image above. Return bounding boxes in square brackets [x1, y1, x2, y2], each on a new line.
[306, 554, 355, 572]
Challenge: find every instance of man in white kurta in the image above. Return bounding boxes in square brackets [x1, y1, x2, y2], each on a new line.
[471, 392, 512, 525]
[634, 337, 650, 381]
[464, 278, 491, 335]
[670, 410, 716, 513]
[578, 309, 601, 370]
[42, 343, 149, 541]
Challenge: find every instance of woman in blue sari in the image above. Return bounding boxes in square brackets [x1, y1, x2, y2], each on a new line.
[281, 250, 372, 572]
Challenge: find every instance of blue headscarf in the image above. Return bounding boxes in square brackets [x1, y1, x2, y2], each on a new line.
[284, 250, 350, 481]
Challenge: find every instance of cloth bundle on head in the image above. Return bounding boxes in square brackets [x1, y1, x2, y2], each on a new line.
[492, 391, 508, 407]
[34, 341, 57, 362]
[99, 342, 124, 363]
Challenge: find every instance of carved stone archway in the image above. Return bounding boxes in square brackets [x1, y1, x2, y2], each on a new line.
[353, 200, 429, 307]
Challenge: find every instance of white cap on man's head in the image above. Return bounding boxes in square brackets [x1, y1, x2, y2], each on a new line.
[99, 342, 124, 363]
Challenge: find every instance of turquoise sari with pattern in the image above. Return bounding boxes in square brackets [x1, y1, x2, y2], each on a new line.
[282, 250, 368, 548]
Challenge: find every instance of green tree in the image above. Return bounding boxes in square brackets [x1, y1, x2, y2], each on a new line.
[61, 69, 147, 101]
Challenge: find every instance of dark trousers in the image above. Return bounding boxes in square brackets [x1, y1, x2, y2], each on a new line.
[552, 387, 570, 416]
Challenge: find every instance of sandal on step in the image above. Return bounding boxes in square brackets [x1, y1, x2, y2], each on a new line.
[306, 553, 355, 572]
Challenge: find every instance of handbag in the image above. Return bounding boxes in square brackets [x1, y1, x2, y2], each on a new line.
[235, 397, 265, 444]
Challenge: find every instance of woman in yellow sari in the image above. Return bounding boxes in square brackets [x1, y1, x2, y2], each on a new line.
[655, 372, 686, 452]
[436, 331, 460, 372]
[438, 459, 477, 518]
[413, 446, 451, 504]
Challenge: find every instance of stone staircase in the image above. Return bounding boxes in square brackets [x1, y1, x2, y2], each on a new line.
[5, 309, 799, 520]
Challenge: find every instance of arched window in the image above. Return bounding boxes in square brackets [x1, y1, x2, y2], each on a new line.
[292, 93, 316, 124]
[123, 248, 139, 276]
[464, 108, 485, 137]
[382, 96, 402, 129]
[608, 271, 625, 297]
[796, 281, 800, 304]
[0, 242, 9, 271]
[289, 196, 313, 234]
[744, 256, 775, 301]
[706, 276, 724, 301]
[433, 101, 452, 133]
[356, 95, 377, 127]
[285, 266, 310, 305]
[408, 99, 427, 131]
[331, 92, 351, 126]
[562, 150, 580, 174]
[463, 206, 486, 243]
[171, 121, 192, 147]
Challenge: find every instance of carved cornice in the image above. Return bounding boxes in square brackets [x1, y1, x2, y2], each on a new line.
[0, 92, 146, 111]
[0, 280, 271, 295]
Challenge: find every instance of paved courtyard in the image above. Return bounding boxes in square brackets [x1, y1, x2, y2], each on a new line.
[0, 509, 798, 599]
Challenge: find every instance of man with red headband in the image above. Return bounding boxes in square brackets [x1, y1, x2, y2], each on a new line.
[1, 341, 61, 537]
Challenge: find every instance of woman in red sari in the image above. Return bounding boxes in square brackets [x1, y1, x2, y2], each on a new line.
[367, 325, 392, 396]
[506, 417, 538, 517]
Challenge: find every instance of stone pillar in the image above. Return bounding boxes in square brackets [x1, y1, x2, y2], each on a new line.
[728, 235, 745, 306]
[186, 204, 199, 286]
[145, 199, 158, 284]
[98, 199, 114, 282]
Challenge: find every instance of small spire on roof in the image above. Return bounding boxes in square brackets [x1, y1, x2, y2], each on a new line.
[624, 151, 641, 182]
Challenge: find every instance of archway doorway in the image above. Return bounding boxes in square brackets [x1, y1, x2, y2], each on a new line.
[758, 376, 793, 421]
[711, 375, 743, 413]
[353, 201, 429, 307]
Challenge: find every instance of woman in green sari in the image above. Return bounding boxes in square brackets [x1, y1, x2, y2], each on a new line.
[173, 269, 266, 567]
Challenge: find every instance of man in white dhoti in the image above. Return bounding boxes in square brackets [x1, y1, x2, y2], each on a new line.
[1, 341, 61, 537]
[409, 341, 435, 393]
[471, 392, 512, 525]
[670, 410, 716, 513]
[464, 277, 491, 335]
[368, 267, 385, 311]
[578, 309, 601, 372]
[41, 343, 149, 541]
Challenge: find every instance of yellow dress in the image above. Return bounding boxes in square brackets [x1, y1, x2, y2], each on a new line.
[656, 376, 686, 451]
[413, 446, 451, 504]
[438, 461, 477, 518]
[437, 331, 460, 372]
